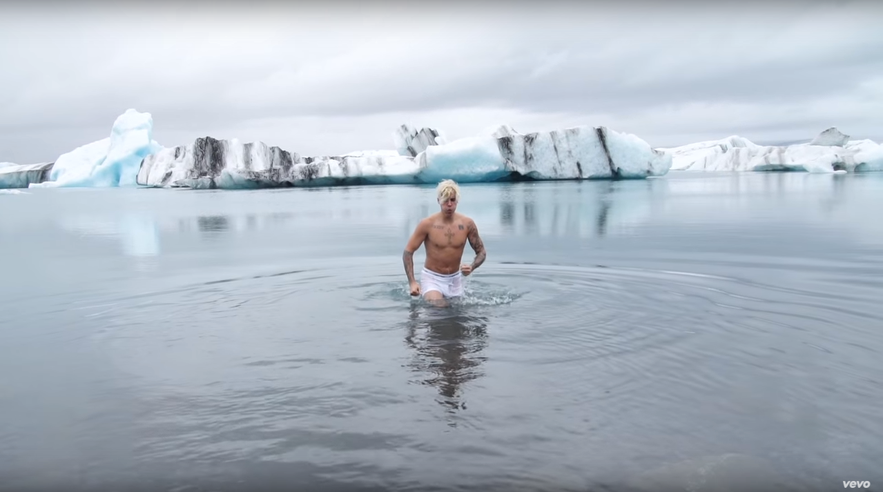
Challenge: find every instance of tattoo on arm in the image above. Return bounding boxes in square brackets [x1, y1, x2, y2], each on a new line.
[467, 223, 486, 270]
[403, 250, 416, 283]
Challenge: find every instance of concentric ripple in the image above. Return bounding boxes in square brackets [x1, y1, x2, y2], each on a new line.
[47, 254, 877, 490]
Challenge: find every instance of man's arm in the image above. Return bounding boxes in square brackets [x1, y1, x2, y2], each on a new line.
[467, 220, 486, 270]
[403, 220, 428, 284]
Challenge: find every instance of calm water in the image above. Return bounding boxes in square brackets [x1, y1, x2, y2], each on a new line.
[1, 173, 882, 491]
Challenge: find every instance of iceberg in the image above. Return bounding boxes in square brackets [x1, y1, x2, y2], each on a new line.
[0, 162, 54, 189]
[136, 125, 671, 189]
[494, 125, 671, 179]
[136, 137, 424, 189]
[29, 109, 162, 188]
[662, 127, 882, 173]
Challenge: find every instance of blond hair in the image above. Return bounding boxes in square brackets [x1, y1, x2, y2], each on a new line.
[436, 179, 460, 202]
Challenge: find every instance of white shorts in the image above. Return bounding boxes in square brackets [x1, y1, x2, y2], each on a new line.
[421, 267, 464, 298]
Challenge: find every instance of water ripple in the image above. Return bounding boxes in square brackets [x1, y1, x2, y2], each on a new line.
[17, 253, 883, 491]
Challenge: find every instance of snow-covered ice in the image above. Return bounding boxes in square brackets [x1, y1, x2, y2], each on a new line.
[137, 124, 671, 189]
[662, 127, 882, 173]
[135, 137, 424, 190]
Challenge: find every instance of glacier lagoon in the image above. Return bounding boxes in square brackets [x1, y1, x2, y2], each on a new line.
[2, 173, 883, 491]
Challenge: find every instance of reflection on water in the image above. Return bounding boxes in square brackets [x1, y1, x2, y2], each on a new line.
[4, 174, 883, 490]
[500, 201, 514, 228]
[596, 181, 613, 237]
[60, 214, 160, 258]
[119, 216, 160, 258]
[523, 186, 538, 235]
[196, 215, 229, 233]
[176, 213, 299, 235]
[404, 303, 488, 421]
[479, 180, 654, 239]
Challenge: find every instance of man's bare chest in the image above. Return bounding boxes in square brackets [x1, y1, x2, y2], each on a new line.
[427, 222, 468, 248]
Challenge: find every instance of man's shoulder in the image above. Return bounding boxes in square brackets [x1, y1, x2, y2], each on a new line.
[457, 214, 476, 226]
[418, 214, 440, 226]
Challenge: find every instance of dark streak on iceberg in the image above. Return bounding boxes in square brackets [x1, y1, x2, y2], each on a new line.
[498, 136, 514, 160]
[596, 127, 619, 179]
[190, 137, 225, 188]
[300, 163, 321, 182]
[550, 132, 564, 176]
[564, 128, 584, 178]
[161, 169, 173, 186]
[242, 142, 253, 172]
[524, 133, 538, 172]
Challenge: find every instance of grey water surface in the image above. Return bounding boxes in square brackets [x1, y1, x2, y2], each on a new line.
[1, 173, 882, 491]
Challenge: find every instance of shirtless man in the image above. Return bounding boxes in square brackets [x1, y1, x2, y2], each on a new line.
[403, 179, 486, 304]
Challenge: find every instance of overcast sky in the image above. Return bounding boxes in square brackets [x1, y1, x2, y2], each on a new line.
[1, 0, 882, 164]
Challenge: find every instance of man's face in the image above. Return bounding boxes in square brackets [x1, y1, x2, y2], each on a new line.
[439, 195, 458, 216]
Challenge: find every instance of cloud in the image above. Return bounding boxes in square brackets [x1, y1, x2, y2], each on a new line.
[1, 0, 881, 163]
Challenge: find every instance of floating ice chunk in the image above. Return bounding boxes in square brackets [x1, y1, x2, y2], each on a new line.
[497, 126, 604, 179]
[30, 109, 162, 188]
[137, 136, 423, 189]
[810, 127, 850, 147]
[663, 131, 882, 173]
[663, 136, 761, 172]
[419, 136, 509, 182]
[497, 125, 671, 179]
[137, 123, 670, 189]
[0, 162, 54, 189]
[749, 144, 859, 173]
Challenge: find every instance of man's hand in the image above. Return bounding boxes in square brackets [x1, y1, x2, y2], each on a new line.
[404, 220, 429, 297]
[460, 264, 473, 276]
